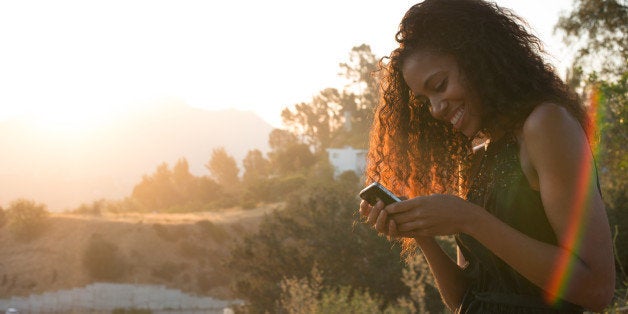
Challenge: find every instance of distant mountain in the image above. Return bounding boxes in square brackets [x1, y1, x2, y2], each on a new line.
[0, 101, 274, 211]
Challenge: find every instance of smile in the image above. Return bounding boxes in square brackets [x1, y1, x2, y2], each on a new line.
[450, 108, 464, 126]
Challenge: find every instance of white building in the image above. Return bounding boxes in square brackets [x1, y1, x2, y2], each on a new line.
[326, 146, 367, 177]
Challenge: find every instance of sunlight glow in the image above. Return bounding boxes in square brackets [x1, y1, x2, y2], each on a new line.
[0, 0, 572, 129]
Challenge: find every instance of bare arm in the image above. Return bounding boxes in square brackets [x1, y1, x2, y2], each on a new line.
[478, 103, 614, 310]
[410, 236, 470, 312]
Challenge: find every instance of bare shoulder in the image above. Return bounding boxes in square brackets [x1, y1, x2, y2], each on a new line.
[521, 102, 589, 176]
[522, 102, 582, 140]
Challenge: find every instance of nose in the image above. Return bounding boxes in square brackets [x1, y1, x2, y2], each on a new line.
[429, 97, 448, 119]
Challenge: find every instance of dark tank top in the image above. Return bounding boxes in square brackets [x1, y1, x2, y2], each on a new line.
[456, 133, 583, 313]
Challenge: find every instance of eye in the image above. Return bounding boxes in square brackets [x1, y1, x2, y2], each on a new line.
[435, 78, 448, 92]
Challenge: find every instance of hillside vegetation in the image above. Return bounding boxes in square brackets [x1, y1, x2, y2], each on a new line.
[0, 205, 279, 299]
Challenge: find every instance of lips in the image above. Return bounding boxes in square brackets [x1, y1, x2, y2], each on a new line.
[450, 107, 464, 128]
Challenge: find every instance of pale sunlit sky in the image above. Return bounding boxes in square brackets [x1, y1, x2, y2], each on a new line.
[0, 0, 575, 129]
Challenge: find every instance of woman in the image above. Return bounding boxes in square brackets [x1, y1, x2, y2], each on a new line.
[359, 0, 615, 312]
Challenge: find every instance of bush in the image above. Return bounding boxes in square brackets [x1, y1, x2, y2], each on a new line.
[0, 206, 6, 228]
[83, 234, 127, 281]
[280, 267, 406, 314]
[263, 175, 308, 202]
[72, 199, 107, 216]
[152, 223, 188, 242]
[195, 219, 229, 243]
[6, 199, 49, 240]
[226, 179, 409, 312]
[178, 240, 208, 259]
[397, 251, 447, 313]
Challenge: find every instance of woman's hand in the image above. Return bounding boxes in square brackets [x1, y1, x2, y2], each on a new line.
[385, 194, 483, 238]
[359, 199, 394, 235]
[359, 199, 383, 225]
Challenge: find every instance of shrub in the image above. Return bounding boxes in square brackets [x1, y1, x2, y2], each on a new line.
[279, 267, 406, 314]
[152, 223, 187, 242]
[0, 206, 6, 228]
[195, 220, 229, 243]
[6, 199, 49, 240]
[178, 240, 207, 259]
[83, 234, 127, 281]
[226, 179, 408, 312]
[72, 199, 107, 216]
[248, 175, 307, 203]
[397, 251, 447, 313]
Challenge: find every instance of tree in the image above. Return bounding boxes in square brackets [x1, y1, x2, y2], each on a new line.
[132, 162, 179, 210]
[171, 158, 215, 206]
[242, 149, 270, 185]
[556, 0, 628, 298]
[205, 147, 240, 193]
[226, 179, 409, 313]
[241, 149, 272, 204]
[268, 128, 300, 151]
[266, 129, 317, 176]
[6, 199, 49, 240]
[336, 44, 381, 148]
[555, 0, 627, 80]
[281, 44, 382, 151]
[0, 206, 6, 228]
[281, 88, 345, 151]
[556, 0, 627, 200]
[172, 158, 194, 189]
[130, 159, 225, 212]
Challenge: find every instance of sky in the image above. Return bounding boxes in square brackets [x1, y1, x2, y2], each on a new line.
[0, 0, 575, 129]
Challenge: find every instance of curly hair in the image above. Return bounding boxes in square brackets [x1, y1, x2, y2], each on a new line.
[367, 0, 586, 198]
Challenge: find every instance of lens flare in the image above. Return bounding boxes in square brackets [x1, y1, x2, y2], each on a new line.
[544, 87, 603, 305]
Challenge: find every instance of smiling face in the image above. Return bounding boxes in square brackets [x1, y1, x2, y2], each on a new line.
[402, 50, 484, 138]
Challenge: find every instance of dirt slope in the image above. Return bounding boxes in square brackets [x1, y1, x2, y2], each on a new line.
[0, 204, 281, 299]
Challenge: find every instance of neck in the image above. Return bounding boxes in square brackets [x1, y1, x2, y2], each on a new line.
[485, 114, 510, 142]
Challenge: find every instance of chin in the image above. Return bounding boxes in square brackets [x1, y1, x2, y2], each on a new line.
[461, 127, 481, 138]
[461, 129, 474, 138]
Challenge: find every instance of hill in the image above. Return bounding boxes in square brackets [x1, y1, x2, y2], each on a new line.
[0, 101, 274, 211]
[0, 204, 281, 300]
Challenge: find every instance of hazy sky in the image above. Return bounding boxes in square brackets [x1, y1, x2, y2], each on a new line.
[0, 0, 575, 128]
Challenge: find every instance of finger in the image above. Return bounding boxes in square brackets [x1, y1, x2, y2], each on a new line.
[386, 198, 419, 214]
[388, 219, 399, 238]
[367, 200, 383, 225]
[388, 210, 418, 224]
[375, 210, 388, 234]
[359, 200, 371, 217]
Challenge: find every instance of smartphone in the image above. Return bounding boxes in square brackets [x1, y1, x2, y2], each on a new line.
[359, 182, 401, 206]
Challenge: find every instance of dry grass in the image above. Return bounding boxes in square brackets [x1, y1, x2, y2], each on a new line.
[0, 203, 282, 299]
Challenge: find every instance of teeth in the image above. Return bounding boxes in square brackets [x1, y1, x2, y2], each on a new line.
[450, 108, 464, 126]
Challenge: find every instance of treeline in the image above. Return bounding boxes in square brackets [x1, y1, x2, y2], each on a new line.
[65, 44, 380, 215]
[126, 133, 322, 213]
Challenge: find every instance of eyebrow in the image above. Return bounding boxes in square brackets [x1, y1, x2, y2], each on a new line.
[423, 71, 446, 90]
